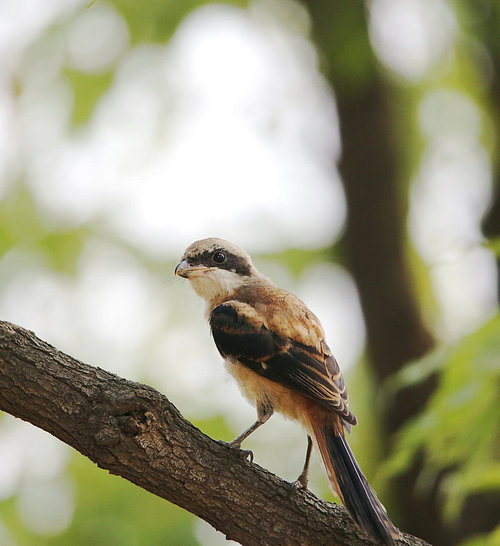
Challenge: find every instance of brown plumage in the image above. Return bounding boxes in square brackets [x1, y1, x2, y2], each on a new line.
[176, 237, 399, 544]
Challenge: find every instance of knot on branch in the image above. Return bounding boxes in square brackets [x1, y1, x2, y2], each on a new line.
[89, 401, 153, 448]
[116, 410, 154, 436]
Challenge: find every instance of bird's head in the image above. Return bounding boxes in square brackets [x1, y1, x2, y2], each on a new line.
[175, 238, 260, 304]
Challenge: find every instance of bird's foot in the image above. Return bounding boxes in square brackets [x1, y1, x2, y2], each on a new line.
[218, 440, 254, 462]
[290, 473, 308, 493]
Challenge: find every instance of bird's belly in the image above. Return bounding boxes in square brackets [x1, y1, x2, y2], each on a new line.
[225, 359, 309, 424]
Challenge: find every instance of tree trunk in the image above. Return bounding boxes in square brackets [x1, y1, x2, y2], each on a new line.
[303, 1, 444, 543]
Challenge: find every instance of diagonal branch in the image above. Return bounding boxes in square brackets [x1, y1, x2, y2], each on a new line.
[0, 321, 427, 546]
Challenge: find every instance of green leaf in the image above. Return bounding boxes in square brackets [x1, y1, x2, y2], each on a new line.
[384, 314, 500, 520]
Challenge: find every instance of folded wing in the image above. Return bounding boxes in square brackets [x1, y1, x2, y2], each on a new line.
[210, 302, 357, 428]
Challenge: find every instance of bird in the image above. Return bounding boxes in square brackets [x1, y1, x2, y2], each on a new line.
[175, 237, 399, 544]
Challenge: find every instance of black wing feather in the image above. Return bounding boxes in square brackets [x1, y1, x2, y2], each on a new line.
[209, 303, 280, 360]
[210, 303, 356, 426]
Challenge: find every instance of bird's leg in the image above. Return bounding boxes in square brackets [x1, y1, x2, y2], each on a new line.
[292, 435, 313, 491]
[228, 420, 264, 449]
[222, 403, 273, 461]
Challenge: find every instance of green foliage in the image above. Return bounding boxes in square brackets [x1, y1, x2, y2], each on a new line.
[0, 187, 45, 258]
[384, 314, 500, 528]
[67, 454, 197, 545]
[64, 69, 114, 126]
[461, 524, 500, 546]
[0, 185, 88, 274]
[110, 0, 248, 45]
[307, 1, 377, 99]
[263, 245, 335, 278]
[191, 414, 235, 442]
[483, 237, 500, 258]
[38, 229, 89, 275]
[346, 358, 388, 487]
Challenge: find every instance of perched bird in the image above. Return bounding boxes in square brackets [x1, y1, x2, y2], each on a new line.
[175, 237, 399, 544]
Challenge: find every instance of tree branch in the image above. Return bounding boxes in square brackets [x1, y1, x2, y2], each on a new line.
[0, 321, 427, 546]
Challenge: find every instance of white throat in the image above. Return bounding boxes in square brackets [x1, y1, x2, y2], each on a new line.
[188, 268, 247, 305]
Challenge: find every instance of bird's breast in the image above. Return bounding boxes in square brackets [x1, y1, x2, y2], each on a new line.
[225, 358, 312, 425]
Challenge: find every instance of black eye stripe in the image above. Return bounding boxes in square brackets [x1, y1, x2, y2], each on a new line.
[187, 249, 252, 276]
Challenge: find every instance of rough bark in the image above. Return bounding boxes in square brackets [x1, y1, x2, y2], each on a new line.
[0, 321, 428, 546]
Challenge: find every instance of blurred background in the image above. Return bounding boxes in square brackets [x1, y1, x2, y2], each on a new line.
[0, 0, 499, 544]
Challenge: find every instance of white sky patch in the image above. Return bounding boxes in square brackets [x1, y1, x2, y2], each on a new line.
[369, 0, 457, 81]
[0, 0, 83, 64]
[410, 90, 492, 258]
[0, 77, 15, 200]
[410, 142, 491, 261]
[0, 0, 81, 200]
[17, 477, 74, 536]
[0, 250, 75, 346]
[65, 4, 129, 73]
[195, 519, 239, 546]
[72, 241, 167, 375]
[418, 88, 483, 143]
[0, 415, 70, 500]
[19, 3, 344, 256]
[409, 89, 496, 339]
[298, 263, 366, 371]
[430, 247, 497, 339]
[0, 242, 168, 377]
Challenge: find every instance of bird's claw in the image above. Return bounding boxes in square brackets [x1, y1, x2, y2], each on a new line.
[218, 440, 254, 462]
[290, 476, 308, 493]
[235, 448, 254, 462]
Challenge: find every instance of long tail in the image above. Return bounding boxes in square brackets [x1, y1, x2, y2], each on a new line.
[309, 417, 399, 545]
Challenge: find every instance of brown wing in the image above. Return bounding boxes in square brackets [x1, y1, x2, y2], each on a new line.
[210, 302, 357, 428]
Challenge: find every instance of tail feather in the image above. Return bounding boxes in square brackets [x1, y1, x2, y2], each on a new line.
[310, 419, 399, 545]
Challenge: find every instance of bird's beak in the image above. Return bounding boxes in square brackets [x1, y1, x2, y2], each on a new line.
[175, 260, 211, 278]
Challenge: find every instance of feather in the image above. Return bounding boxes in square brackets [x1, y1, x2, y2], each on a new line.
[210, 301, 357, 427]
[307, 415, 399, 545]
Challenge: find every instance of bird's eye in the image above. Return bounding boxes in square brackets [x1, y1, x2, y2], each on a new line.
[212, 251, 226, 264]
